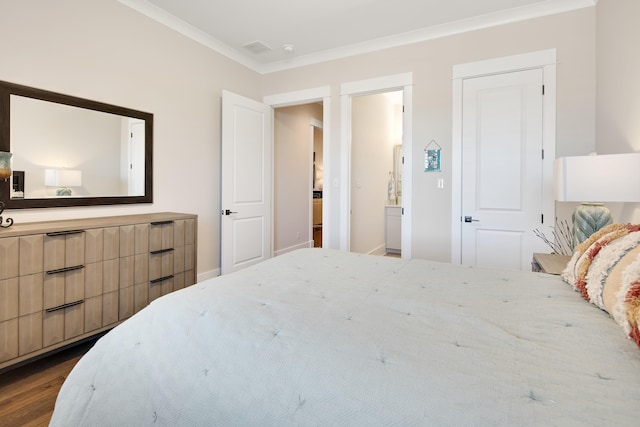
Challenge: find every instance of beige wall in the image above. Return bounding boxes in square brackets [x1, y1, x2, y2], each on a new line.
[2, 1, 610, 269]
[262, 7, 597, 261]
[273, 103, 323, 253]
[595, 0, 640, 223]
[0, 0, 261, 278]
[596, 0, 640, 153]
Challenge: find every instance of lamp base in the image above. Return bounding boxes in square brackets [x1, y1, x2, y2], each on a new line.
[572, 203, 612, 246]
[56, 187, 72, 197]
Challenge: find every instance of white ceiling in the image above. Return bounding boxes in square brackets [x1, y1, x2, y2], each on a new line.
[119, 0, 595, 73]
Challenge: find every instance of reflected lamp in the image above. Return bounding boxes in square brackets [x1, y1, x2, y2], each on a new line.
[45, 169, 82, 196]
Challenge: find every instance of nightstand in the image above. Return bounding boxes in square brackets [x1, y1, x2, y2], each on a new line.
[532, 253, 571, 275]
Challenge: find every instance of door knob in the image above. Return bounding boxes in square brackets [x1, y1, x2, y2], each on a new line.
[222, 209, 238, 215]
[464, 216, 479, 223]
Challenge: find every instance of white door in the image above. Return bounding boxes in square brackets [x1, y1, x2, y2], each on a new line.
[128, 119, 145, 196]
[221, 91, 272, 274]
[461, 69, 547, 270]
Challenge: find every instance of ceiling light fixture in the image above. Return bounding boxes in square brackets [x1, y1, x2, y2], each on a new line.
[283, 44, 294, 54]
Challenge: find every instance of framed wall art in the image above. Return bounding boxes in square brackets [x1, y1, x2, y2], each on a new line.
[424, 140, 441, 172]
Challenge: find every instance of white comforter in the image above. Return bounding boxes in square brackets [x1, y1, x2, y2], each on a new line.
[51, 249, 640, 426]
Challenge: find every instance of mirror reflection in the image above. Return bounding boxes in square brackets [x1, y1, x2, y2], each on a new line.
[0, 80, 153, 209]
[10, 95, 146, 200]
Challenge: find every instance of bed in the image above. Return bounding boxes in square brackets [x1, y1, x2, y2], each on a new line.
[50, 244, 640, 426]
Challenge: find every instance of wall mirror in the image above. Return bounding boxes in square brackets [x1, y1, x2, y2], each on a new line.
[0, 80, 153, 208]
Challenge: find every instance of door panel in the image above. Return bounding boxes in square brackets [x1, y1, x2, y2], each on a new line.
[461, 69, 546, 270]
[221, 91, 272, 274]
[233, 217, 264, 264]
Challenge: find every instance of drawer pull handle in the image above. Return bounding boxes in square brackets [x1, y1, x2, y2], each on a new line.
[151, 221, 174, 226]
[150, 248, 174, 255]
[150, 275, 174, 284]
[46, 299, 84, 313]
[46, 265, 85, 275]
[46, 230, 85, 236]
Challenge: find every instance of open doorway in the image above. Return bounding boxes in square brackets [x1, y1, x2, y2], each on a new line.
[312, 122, 324, 248]
[350, 91, 403, 255]
[339, 72, 413, 258]
[273, 103, 324, 256]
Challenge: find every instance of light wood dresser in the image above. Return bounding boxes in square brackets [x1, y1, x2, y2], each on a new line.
[0, 212, 197, 371]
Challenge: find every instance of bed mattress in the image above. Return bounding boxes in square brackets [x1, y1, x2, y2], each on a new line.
[50, 248, 640, 426]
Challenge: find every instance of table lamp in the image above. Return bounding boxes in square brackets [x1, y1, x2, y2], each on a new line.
[554, 153, 640, 245]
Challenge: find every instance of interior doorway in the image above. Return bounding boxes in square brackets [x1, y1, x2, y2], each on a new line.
[273, 103, 324, 256]
[451, 49, 557, 269]
[311, 121, 323, 248]
[350, 91, 403, 255]
[340, 72, 413, 258]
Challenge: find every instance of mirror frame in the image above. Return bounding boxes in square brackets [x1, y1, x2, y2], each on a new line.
[0, 80, 153, 209]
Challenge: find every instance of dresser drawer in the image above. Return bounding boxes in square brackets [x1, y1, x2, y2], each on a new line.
[0, 212, 197, 370]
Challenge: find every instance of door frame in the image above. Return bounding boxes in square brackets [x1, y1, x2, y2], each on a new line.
[450, 49, 557, 264]
[263, 86, 331, 249]
[310, 118, 323, 247]
[340, 72, 413, 258]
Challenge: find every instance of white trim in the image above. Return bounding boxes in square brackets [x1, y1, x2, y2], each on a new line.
[452, 49, 558, 79]
[401, 86, 413, 259]
[341, 73, 413, 96]
[197, 269, 220, 281]
[263, 86, 331, 107]
[309, 124, 315, 246]
[274, 241, 313, 257]
[310, 118, 323, 129]
[451, 49, 557, 263]
[367, 244, 387, 257]
[340, 94, 351, 251]
[263, 87, 332, 249]
[340, 73, 413, 258]
[118, 0, 260, 72]
[119, 0, 595, 74]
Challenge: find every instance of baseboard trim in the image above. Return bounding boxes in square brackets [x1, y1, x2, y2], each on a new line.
[197, 269, 220, 282]
[275, 241, 314, 257]
[368, 244, 386, 256]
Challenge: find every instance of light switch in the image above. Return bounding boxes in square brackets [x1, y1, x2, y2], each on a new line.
[437, 178, 444, 189]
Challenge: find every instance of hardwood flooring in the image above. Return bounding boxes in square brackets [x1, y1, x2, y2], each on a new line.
[0, 340, 96, 427]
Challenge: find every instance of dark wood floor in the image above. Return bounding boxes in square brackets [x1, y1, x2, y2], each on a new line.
[0, 340, 96, 427]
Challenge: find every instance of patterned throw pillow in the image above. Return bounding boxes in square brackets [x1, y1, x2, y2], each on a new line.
[562, 223, 640, 348]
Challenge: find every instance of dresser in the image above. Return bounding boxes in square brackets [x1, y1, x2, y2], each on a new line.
[0, 212, 197, 370]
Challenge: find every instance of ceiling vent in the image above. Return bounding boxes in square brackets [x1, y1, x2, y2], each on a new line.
[241, 40, 272, 55]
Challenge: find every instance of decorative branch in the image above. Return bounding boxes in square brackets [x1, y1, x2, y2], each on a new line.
[534, 218, 574, 256]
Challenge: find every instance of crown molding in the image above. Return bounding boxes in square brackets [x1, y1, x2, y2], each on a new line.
[117, 0, 261, 71]
[119, 0, 596, 75]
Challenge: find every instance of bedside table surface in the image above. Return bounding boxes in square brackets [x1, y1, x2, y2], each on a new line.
[533, 253, 571, 275]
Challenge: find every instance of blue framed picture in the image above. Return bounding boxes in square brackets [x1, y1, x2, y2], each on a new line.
[425, 149, 441, 172]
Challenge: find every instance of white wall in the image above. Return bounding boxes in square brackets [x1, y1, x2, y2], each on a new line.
[262, 7, 597, 262]
[0, 0, 261, 278]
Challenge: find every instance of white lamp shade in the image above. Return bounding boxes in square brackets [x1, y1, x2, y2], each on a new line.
[554, 153, 640, 202]
[45, 169, 82, 187]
